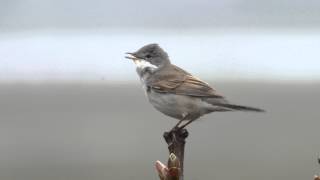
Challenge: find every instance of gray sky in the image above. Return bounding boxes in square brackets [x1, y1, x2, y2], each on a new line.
[1, 0, 320, 30]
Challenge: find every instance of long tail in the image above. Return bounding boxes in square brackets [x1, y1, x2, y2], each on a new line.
[217, 103, 265, 112]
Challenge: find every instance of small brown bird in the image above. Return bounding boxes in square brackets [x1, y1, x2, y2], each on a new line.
[125, 44, 264, 130]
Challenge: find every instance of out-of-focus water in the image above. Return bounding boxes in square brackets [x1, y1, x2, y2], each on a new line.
[0, 82, 319, 180]
[0, 29, 320, 82]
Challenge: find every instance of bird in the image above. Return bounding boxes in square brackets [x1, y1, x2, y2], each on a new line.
[125, 43, 264, 130]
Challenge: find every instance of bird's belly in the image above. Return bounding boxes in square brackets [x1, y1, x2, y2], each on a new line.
[146, 90, 212, 120]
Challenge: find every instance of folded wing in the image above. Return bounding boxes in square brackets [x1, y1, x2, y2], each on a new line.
[147, 65, 224, 98]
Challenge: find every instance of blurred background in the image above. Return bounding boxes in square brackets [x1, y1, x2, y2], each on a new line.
[0, 0, 320, 180]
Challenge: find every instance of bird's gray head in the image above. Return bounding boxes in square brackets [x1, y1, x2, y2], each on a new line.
[125, 44, 170, 68]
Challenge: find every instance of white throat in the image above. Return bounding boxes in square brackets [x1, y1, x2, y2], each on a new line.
[134, 59, 158, 90]
[134, 59, 158, 78]
[134, 59, 158, 70]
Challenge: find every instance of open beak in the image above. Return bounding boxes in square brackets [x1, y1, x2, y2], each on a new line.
[125, 52, 139, 61]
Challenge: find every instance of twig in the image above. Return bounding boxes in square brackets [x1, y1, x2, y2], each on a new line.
[155, 128, 189, 180]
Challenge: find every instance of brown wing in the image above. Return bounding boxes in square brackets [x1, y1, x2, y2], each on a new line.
[147, 65, 224, 98]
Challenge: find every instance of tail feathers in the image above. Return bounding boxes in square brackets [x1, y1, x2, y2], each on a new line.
[217, 103, 265, 112]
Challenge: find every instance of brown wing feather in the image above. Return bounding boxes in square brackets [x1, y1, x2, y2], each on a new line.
[147, 65, 224, 98]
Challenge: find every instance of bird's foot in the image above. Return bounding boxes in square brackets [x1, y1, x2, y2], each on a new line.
[164, 127, 189, 144]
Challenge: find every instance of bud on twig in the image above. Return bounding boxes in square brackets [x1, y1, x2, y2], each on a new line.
[156, 153, 181, 180]
[156, 160, 168, 180]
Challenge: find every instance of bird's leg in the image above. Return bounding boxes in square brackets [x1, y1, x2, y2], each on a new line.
[170, 113, 188, 131]
[171, 113, 188, 131]
[178, 118, 197, 130]
[172, 120, 184, 130]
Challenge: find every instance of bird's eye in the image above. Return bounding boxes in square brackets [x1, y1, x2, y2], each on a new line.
[145, 54, 152, 58]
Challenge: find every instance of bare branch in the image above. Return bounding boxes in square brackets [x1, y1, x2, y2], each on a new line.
[156, 128, 188, 180]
